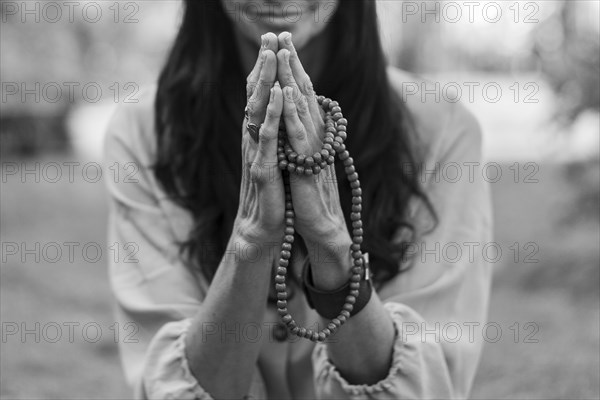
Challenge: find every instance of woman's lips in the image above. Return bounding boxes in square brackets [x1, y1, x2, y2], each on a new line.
[246, 9, 304, 29]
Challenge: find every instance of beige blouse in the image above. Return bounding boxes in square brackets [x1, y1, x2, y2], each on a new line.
[104, 67, 493, 399]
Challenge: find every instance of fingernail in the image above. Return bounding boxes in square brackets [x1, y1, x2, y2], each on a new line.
[274, 81, 281, 87]
[270, 87, 275, 102]
[285, 32, 292, 45]
[261, 35, 267, 48]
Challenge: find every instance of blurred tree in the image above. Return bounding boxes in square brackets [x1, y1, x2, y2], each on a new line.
[531, 0, 600, 123]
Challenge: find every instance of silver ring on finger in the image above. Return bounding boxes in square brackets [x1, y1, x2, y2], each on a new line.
[246, 122, 261, 143]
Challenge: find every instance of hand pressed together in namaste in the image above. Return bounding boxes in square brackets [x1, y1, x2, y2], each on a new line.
[238, 31, 355, 292]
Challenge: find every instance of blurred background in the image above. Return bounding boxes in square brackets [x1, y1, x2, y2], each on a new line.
[1, 1, 598, 398]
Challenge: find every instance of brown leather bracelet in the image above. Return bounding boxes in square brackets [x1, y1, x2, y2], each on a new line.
[302, 253, 373, 320]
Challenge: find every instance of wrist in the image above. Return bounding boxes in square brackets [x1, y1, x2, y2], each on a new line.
[304, 227, 353, 290]
[230, 220, 281, 265]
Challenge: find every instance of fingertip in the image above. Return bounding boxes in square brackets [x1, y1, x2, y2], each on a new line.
[277, 48, 290, 62]
[263, 32, 278, 52]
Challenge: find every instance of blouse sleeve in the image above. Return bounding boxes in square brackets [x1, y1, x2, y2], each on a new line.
[104, 100, 223, 400]
[312, 101, 493, 399]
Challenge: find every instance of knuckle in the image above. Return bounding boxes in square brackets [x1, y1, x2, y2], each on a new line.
[246, 82, 256, 98]
[282, 72, 295, 85]
[296, 97, 309, 114]
[245, 103, 256, 117]
[258, 127, 275, 144]
[293, 128, 306, 141]
[266, 107, 279, 120]
[301, 79, 314, 94]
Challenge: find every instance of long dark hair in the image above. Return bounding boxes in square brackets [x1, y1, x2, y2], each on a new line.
[154, 1, 434, 285]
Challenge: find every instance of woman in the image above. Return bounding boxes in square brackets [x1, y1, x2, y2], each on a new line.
[105, 1, 492, 398]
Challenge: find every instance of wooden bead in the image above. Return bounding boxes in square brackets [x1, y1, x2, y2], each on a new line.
[353, 257, 363, 266]
[296, 154, 306, 165]
[350, 282, 360, 290]
[352, 204, 362, 212]
[277, 291, 288, 299]
[337, 118, 348, 126]
[353, 228, 364, 236]
[287, 163, 296, 173]
[352, 188, 362, 196]
[345, 295, 356, 304]
[352, 196, 362, 204]
[330, 101, 339, 108]
[351, 212, 361, 221]
[336, 125, 347, 132]
[353, 236, 363, 244]
[282, 242, 292, 251]
[337, 315, 346, 324]
[285, 226, 294, 235]
[332, 112, 343, 121]
[281, 250, 291, 259]
[277, 300, 287, 308]
[275, 275, 286, 284]
[323, 143, 333, 152]
[284, 235, 294, 243]
[305, 156, 315, 167]
[339, 151, 350, 160]
[327, 156, 335, 165]
[320, 149, 329, 159]
[350, 274, 361, 282]
[340, 310, 351, 319]
[278, 308, 288, 316]
[331, 106, 341, 114]
[285, 218, 294, 226]
[296, 166, 305, 175]
[327, 322, 337, 331]
[343, 156, 354, 166]
[352, 251, 362, 259]
[279, 160, 288, 170]
[352, 266, 363, 275]
[322, 328, 331, 336]
[352, 220, 362, 228]
[345, 165, 355, 174]
[350, 180, 361, 189]
[278, 153, 286, 162]
[351, 243, 361, 251]
[276, 283, 286, 291]
[322, 98, 331, 109]
[318, 332, 327, 342]
[312, 165, 321, 174]
[279, 259, 289, 267]
[304, 168, 313, 176]
[313, 152, 322, 163]
[332, 318, 341, 327]
[343, 303, 354, 312]
[349, 289, 360, 297]
[282, 314, 292, 323]
[311, 332, 319, 342]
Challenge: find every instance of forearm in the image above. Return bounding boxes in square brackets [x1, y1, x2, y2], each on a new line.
[306, 230, 396, 385]
[185, 229, 276, 398]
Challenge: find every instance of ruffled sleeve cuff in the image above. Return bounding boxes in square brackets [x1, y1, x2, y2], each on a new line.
[312, 303, 406, 398]
[139, 318, 214, 400]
